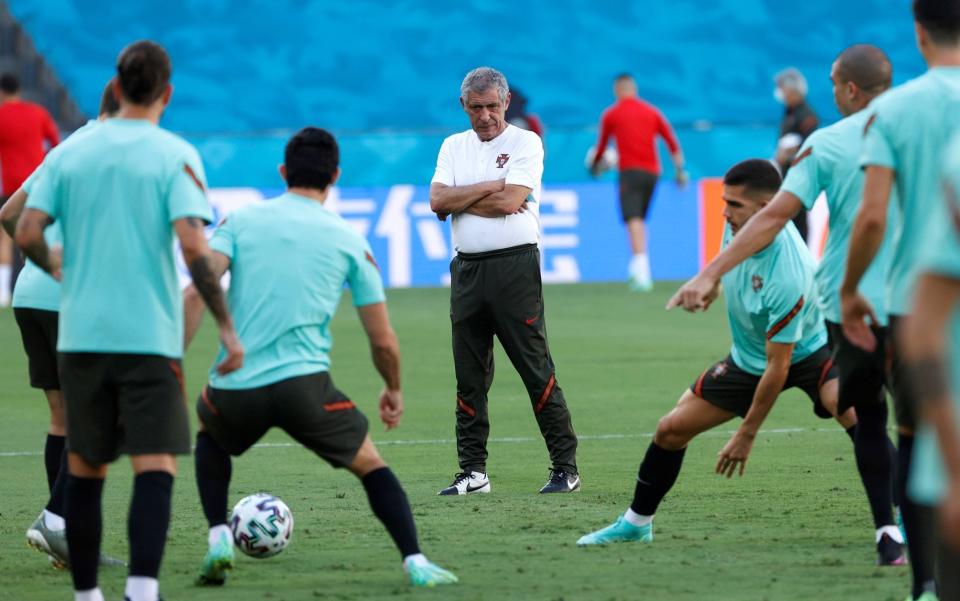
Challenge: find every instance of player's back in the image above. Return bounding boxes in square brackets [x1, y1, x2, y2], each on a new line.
[603, 98, 667, 171]
[0, 100, 56, 193]
[794, 111, 897, 324]
[27, 118, 211, 356]
[862, 67, 960, 314]
[722, 223, 826, 375]
[207, 192, 384, 389]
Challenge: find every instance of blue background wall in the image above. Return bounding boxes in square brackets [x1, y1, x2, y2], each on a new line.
[9, 0, 926, 186]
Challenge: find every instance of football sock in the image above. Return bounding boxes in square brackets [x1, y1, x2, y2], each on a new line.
[897, 434, 935, 599]
[0, 264, 10, 303]
[124, 576, 159, 601]
[629, 254, 651, 282]
[877, 525, 904, 544]
[851, 402, 895, 529]
[403, 553, 429, 568]
[362, 467, 421, 558]
[630, 442, 686, 516]
[74, 588, 104, 601]
[623, 508, 653, 527]
[195, 431, 232, 528]
[46, 446, 68, 518]
[44, 434, 66, 491]
[844, 425, 856, 442]
[65, 475, 104, 592]
[128, 471, 173, 579]
[208, 524, 232, 548]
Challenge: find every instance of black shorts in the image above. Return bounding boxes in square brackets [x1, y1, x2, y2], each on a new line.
[197, 371, 369, 468]
[59, 353, 191, 465]
[825, 321, 888, 414]
[14, 308, 59, 390]
[690, 346, 837, 418]
[887, 315, 918, 431]
[618, 169, 658, 221]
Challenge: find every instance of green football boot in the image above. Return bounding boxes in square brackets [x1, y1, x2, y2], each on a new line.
[404, 557, 458, 587]
[26, 512, 126, 569]
[576, 514, 653, 546]
[197, 530, 235, 586]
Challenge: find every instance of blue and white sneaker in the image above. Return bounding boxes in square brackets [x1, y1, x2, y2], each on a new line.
[576, 514, 653, 546]
[404, 557, 458, 587]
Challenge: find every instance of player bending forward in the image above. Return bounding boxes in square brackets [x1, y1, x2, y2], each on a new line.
[184, 127, 457, 588]
[577, 159, 855, 546]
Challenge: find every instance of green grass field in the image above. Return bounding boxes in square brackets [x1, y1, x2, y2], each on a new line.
[0, 283, 910, 601]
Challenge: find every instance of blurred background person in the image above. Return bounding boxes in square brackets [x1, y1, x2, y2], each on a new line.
[773, 67, 819, 241]
[504, 86, 544, 138]
[589, 73, 686, 292]
[0, 73, 60, 306]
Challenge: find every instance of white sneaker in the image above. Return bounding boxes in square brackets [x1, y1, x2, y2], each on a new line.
[437, 471, 490, 496]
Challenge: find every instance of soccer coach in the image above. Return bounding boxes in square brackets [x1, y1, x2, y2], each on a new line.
[430, 67, 580, 496]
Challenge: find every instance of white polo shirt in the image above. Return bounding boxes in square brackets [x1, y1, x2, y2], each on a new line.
[431, 124, 543, 253]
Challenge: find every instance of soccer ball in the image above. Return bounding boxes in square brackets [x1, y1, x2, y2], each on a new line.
[584, 145, 618, 174]
[229, 493, 294, 558]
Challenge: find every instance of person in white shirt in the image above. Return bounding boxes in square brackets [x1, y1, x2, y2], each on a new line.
[430, 67, 580, 496]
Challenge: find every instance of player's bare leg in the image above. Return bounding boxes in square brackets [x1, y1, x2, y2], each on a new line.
[578, 390, 735, 545]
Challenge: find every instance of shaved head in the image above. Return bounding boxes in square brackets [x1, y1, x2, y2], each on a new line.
[834, 44, 892, 94]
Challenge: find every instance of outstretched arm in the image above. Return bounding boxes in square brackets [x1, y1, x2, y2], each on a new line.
[668, 191, 802, 312]
[716, 340, 793, 478]
[357, 302, 403, 430]
[175, 217, 243, 374]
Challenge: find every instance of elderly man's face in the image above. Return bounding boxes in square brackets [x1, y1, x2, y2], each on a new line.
[462, 88, 510, 142]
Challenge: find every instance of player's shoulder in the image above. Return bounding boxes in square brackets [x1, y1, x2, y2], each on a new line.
[143, 126, 203, 164]
[441, 129, 475, 148]
[871, 74, 936, 115]
[508, 124, 543, 148]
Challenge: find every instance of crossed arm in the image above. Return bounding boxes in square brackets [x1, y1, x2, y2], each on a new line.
[429, 180, 530, 220]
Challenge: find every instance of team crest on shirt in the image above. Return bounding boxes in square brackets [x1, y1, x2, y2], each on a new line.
[495, 153, 510, 168]
[751, 275, 764, 292]
[712, 362, 729, 378]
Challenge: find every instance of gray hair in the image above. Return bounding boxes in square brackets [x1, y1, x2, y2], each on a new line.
[460, 67, 509, 103]
[774, 67, 808, 97]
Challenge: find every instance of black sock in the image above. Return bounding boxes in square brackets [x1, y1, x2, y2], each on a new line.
[362, 467, 421, 558]
[44, 434, 65, 492]
[845, 425, 856, 442]
[851, 403, 894, 528]
[45, 447, 68, 517]
[128, 471, 174, 578]
[898, 434, 936, 599]
[65, 475, 104, 591]
[195, 432, 232, 528]
[630, 443, 687, 516]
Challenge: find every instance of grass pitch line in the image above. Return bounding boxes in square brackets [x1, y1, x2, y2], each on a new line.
[0, 427, 834, 457]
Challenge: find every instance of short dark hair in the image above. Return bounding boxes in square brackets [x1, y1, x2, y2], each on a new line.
[835, 44, 892, 94]
[0, 73, 19, 94]
[723, 159, 782, 200]
[284, 127, 339, 191]
[914, 0, 960, 46]
[98, 79, 120, 117]
[116, 40, 171, 105]
[613, 73, 634, 83]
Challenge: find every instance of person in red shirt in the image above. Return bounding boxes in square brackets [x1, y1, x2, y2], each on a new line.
[0, 73, 59, 305]
[590, 73, 686, 291]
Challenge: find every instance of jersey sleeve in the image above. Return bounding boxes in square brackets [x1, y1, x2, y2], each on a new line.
[860, 107, 896, 171]
[209, 215, 237, 259]
[504, 134, 544, 191]
[20, 163, 45, 195]
[780, 135, 820, 210]
[42, 109, 60, 148]
[24, 155, 60, 219]
[431, 138, 455, 186]
[763, 278, 807, 345]
[655, 109, 680, 154]
[168, 146, 214, 223]
[346, 236, 386, 307]
[592, 110, 614, 167]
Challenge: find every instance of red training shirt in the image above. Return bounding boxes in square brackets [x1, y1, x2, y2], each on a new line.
[593, 97, 679, 175]
[0, 99, 60, 195]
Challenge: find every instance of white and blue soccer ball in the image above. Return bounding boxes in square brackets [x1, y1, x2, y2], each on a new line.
[584, 145, 619, 174]
[230, 493, 294, 558]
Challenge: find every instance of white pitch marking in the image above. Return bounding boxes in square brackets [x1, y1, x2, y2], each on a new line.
[0, 427, 835, 457]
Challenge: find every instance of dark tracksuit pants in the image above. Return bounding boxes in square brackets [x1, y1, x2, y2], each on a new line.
[450, 243, 578, 474]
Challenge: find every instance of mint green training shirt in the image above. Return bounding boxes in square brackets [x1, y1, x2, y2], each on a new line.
[25, 119, 212, 357]
[721, 223, 828, 376]
[207, 192, 386, 390]
[909, 132, 960, 505]
[860, 67, 960, 315]
[12, 120, 99, 312]
[781, 109, 897, 326]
